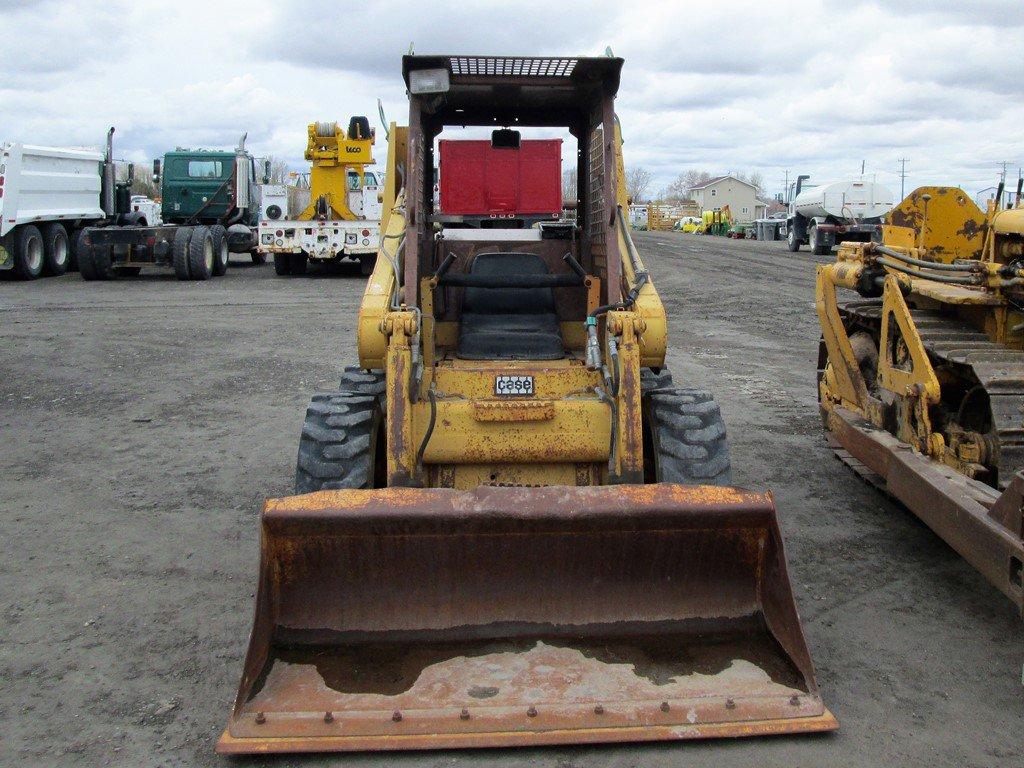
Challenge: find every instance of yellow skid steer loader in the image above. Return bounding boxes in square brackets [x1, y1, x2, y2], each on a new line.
[219, 54, 835, 754]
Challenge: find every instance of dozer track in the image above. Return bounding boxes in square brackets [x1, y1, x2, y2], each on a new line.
[839, 299, 1024, 488]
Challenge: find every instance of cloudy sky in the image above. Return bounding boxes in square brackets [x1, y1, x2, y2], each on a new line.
[1, 0, 1021, 203]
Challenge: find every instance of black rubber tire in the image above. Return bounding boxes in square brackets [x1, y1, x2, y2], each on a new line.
[810, 225, 829, 256]
[77, 229, 115, 281]
[787, 225, 801, 252]
[172, 227, 192, 280]
[640, 367, 674, 394]
[289, 252, 308, 275]
[41, 223, 69, 276]
[210, 224, 228, 276]
[187, 225, 214, 280]
[12, 225, 44, 279]
[339, 366, 386, 398]
[359, 254, 375, 276]
[251, 250, 267, 265]
[644, 388, 732, 485]
[295, 392, 382, 493]
[273, 254, 290, 275]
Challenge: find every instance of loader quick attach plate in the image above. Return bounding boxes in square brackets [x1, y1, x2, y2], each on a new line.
[218, 484, 836, 754]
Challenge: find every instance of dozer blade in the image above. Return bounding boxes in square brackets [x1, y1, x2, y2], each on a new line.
[218, 484, 836, 754]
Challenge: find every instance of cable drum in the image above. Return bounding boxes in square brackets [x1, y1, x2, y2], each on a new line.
[314, 121, 338, 137]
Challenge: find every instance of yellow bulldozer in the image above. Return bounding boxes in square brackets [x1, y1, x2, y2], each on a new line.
[816, 184, 1024, 612]
[218, 54, 835, 755]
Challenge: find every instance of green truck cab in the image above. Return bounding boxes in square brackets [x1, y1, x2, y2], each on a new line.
[158, 149, 265, 231]
[80, 133, 271, 281]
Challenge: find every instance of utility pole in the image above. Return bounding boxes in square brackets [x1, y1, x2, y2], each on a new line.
[898, 158, 908, 199]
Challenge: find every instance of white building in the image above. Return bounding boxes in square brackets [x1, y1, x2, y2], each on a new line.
[689, 175, 768, 223]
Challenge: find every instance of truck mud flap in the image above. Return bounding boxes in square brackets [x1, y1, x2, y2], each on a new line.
[218, 484, 836, 754]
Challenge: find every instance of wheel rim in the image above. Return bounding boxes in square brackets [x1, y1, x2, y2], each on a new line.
[53, 234, 68, 267]
[205, 239, 214, 271]
[27, 237, 43, 272]
[220, 241, 228, 266]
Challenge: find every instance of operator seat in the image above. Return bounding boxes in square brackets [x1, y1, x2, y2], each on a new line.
[455, 252, 565, 360]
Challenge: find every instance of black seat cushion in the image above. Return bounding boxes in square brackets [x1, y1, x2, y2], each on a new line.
[456, 252, 564, 360]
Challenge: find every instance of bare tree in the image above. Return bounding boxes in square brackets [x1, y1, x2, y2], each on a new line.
[263, 155, 290, 184]
[658, 170, 712, 202]
[562, 166, 578, 202]
[126, 162, 159, 198]
[625, 166, 653, 203]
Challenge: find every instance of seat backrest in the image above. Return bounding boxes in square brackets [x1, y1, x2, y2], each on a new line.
[462, 252, 556, 315]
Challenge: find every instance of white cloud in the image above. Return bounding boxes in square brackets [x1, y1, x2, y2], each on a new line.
[0, 0, 1019, 201]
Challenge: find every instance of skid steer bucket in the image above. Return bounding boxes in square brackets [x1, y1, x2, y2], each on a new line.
[218, 484, 835, 754]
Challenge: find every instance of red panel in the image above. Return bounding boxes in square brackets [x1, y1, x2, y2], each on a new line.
[439, 139, 562, 216]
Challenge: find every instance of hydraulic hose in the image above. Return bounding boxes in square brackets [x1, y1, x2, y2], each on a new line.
[414, 387, 437, 472]
[876, 257, 983, 285]
[874, 244, 981, 272]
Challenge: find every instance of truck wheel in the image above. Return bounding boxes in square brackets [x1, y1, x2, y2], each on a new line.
[41, 223, 69, 276]
[12, 225, 44, 279]
[289, 252, 308, 275]
[810, 225, 829, 256]
[643, 387, 732, 485]
[210, 225, 229, 276]
[273, 254, 290, 276]
[787, 225, 801, 252]
[359, 254, 375, 276]
[188, 225, 214, 280]
[77, 230, 115, 281]
[172, 227, 192, 280]
[251, 249, 267, 265]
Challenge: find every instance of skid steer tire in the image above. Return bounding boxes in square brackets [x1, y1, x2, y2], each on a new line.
[640, 367, 674, 394]
[172, 227, 192, 280]
[273, 254, 290, 276]
[295, 392, 382, 493]
[339, 365, 385, 399]
[645, 388, 732, 486]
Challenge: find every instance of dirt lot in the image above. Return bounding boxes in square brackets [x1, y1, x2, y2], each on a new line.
[1, 235, 1020, 768]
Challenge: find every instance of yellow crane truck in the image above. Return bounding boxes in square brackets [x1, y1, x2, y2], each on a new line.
[260, 118, 382, 276]
[816, 184, 1024, 613]
[219, 54, 835, 755]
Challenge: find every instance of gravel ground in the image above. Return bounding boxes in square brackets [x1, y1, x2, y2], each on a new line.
[1, 235, 1020, 768]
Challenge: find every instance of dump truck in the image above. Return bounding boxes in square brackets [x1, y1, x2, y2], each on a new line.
[786, 176, 894, 255]
[261, 119, 381, 277]
[0, 137, 131, 279]
[219, 54, 835, 755]
[816, 184, 1024, 613]
[78, 131, 270, 280]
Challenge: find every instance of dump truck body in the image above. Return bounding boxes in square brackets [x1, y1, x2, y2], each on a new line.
[221, 54, 833, 754]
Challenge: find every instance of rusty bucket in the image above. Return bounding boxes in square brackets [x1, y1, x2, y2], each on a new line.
[218, 484, 835, 754]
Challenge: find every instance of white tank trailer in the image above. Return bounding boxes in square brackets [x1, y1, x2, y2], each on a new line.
[786, 176, 895, 255]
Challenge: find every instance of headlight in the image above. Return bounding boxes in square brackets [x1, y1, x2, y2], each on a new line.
[408, 68, 450, 94]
